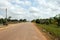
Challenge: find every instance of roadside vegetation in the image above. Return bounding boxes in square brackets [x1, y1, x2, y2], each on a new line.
[0, 16, 27, 25]
[31, 14, 60, 40]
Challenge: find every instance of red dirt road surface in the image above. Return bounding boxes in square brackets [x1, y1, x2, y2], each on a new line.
[0, 22, 48, 40]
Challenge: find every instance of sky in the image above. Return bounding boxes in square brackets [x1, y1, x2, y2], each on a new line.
[0, 0, 60, 21]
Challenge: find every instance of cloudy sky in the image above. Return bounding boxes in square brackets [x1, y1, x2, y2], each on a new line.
[0, 0, 60, 20]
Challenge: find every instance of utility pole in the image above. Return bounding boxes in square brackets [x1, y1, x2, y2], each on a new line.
[5, 8, 8, 25]
[0, 8, 8, 25]
[6, 8, 7, 20]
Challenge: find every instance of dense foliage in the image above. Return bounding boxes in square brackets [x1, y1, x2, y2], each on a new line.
[32, 14, 60, 40]
[0, 16, 27, 25]
[32, 14, 60, 26]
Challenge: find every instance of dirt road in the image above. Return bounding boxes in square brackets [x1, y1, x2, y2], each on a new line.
[0, 22, 47, 40]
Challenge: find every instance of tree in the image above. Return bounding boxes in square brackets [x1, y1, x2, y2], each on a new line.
[7, 16, 11, 22]
[31, 20, 36, 22]
[19, 19, 23, 22]
[0, 18, 3, 24]
[3, 18, 8, 25]
[45, 19, 49, 25]
[23, 19, 27, 22]
[36, 19, 40, 24]
[8, 16, 11, 19]
[57, 14, 60, 26]
[54, 14, 60, 26]
[49, 18, 52, 24]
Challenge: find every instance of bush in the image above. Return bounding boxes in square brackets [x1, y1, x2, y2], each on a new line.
[46, 21, 49, 25]
[36, 19, 40, 24]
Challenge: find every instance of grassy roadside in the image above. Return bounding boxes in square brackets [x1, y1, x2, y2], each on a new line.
[36, 23, 60, 40]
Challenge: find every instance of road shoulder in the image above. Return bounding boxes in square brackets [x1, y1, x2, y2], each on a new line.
[34, 23, 53, 40]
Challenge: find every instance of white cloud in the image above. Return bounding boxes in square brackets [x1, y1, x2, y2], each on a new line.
[29, 7, 40, 13]
[0, 15, 4, 18]
[0, 0, 60, 21]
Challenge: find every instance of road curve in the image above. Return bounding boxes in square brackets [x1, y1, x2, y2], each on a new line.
[0, 22, 47, 40]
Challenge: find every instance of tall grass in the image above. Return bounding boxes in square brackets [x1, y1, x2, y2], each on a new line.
[37, 24, 60, 40]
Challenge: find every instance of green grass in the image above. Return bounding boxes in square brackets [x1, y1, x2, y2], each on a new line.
[36, 24, 60, 39]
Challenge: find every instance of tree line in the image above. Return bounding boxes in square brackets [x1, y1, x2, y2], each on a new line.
[0, 16, 27, 25]
[31, 14, 60, 27]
